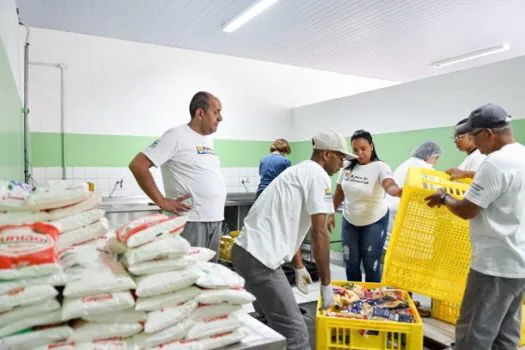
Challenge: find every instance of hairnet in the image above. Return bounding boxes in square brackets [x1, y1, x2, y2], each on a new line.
[411, 141, 441, 160]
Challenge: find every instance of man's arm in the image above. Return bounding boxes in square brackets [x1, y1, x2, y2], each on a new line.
[425, 189, 481, 220]
[446, 168, 475, 180]
[311, 213, 331, 286]
[129, 153, 190, 215]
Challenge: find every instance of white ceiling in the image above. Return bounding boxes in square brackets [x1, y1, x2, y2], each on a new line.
[15, 0, 525, 82]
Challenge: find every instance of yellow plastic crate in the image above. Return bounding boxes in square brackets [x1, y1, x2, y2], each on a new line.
[383, 167, 472, 304]
[431, 299, 460, 325]
[519, 301, 525, 346]
[316, 282, 423, 350]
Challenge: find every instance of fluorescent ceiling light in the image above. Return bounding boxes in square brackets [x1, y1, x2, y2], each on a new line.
[431, 43, 510, 68]
[222, 0, 279, 33]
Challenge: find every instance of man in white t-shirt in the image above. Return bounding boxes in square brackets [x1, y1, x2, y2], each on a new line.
[129, 91, 226, 261]
[425, 103, 525, 350]
[232, 131, 354, 350]
[446, 118, 486, 180]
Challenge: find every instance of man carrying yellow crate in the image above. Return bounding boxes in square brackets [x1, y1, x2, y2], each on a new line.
[425, 103, 525, 350]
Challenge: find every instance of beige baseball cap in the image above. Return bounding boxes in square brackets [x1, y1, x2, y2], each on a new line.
[312, 131, 357, 160]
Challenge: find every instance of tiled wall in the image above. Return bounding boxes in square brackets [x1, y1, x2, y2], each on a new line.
[31, 167, 261, 198]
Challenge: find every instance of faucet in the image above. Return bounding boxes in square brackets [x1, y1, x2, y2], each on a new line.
[109, 179, 123, 198]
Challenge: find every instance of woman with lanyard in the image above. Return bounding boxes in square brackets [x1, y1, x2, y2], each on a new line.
[329, 130, 402, 282]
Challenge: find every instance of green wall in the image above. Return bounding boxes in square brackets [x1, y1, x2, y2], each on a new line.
[30, 132, 272, 168]
[291, 119, 525, 251]
[29, 117, 524, 252]
[0, 37, 24, 180]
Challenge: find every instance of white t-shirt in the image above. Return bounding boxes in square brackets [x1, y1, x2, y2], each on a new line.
[458, 149, 486, 172]
[235, 160, 334, 270]
[387, 157, 433, 213]
[142, 124, 227, 222]
[338, 161, 393, 227]
[464, 142, 525, 278]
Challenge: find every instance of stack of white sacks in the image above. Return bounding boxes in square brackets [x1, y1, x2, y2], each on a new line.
[0, 180, 257, 349]
[109, 214, 255, 349]
[0, 180, 110, 349]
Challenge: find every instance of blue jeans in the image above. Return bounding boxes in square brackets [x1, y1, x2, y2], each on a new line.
[341, 212, 389, 282]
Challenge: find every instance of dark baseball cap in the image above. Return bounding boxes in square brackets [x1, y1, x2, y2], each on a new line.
[456, 103, 512, 135]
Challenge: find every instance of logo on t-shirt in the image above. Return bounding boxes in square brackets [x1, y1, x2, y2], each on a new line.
[196, 146, 216, 155]
[345, 172, 369, 185]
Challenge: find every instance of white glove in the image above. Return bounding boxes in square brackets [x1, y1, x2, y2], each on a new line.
[320, 284, 334, 310]
[294, 267, 313, 294]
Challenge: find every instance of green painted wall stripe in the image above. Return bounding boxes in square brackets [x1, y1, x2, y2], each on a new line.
[30, 132, 272, 168]
[30, 119, 525, 170]
[0, 37, 24, 180]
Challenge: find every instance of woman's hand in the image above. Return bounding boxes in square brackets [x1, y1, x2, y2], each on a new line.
[327, 214, 336, 232]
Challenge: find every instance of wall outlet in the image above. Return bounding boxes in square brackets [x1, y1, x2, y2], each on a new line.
[240, 177, 250, 184]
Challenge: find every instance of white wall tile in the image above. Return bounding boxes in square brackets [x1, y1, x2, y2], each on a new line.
[109, 168, 122, 179]
[32, 167, 46, 179]
[72, 167, 85, 179]
[97, 167, 110, 179]
[84, 167, 98, 178]
[46, 167, 61, 179]
[97, 178, 110, 191]
[66, 167, 73, 179]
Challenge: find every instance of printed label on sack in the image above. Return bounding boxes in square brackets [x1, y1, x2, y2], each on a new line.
[81, 294, 113, 303]
[0, 229, 57, 269]
[203, 314, 228, 323]
[211, 331, 234, 339]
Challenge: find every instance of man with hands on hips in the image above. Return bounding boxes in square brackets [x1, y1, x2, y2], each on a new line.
[231, 131, 354, 350]
[425, 104, 525, 350]
[129, 91, 226, 261]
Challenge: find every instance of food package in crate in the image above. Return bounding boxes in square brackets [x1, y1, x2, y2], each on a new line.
[316, 282, 423, 350]
[324, 282, 416, 323]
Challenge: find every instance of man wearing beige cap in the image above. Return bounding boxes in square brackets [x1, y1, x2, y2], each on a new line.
[232, 131, 355, 350]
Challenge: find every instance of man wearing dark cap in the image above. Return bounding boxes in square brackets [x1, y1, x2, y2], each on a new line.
[445, 118, 486, 180]
[425, 103, 525, 350]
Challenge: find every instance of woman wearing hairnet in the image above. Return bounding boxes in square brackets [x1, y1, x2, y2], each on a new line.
[386, 141, 441, 236]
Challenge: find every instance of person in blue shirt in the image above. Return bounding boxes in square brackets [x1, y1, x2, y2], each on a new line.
[256, 139, 292, 200]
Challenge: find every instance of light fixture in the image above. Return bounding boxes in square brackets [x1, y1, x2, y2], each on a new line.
[431, 43, 510, 68]
[222, 0, 279, 33]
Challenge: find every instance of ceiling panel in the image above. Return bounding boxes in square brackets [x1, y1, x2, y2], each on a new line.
[16, 0, 525, 81]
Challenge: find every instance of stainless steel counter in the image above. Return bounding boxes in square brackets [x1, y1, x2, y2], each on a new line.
[101, 193, 256, 213]
[101, 193, 257, 229]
